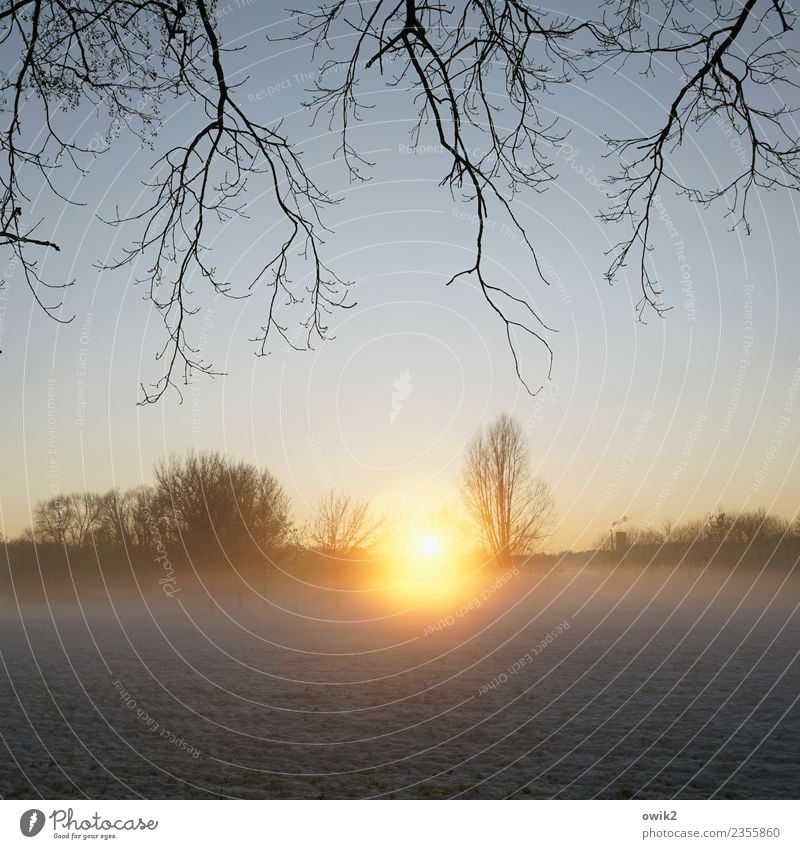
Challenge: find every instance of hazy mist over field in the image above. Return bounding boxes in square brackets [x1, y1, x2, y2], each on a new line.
[2, 557, 798, 799]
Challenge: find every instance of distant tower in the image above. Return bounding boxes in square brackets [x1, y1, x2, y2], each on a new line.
[614, 531, 628, 552]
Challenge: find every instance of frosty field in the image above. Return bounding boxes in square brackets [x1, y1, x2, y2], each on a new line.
[1, 563, 798, 799]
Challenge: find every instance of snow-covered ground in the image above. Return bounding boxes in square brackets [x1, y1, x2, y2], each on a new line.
[1, 563, 798, 798]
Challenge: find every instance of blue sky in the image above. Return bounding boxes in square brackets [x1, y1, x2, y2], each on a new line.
[1, 1, 799, 549]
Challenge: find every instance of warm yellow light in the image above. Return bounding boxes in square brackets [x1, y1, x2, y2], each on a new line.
[417, 533, 441, 558]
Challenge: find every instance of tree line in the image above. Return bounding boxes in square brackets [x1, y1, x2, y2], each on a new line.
[602, 508, 800, 551]
[19, 452, 292, 560]
[6, 412, 796, 567]
[6, 415, 555, 567]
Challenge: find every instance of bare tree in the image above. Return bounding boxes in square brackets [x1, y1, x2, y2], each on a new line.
[64, 492, 101, 546]
[727, 507, 787, 542]
[93, 486, 159, 547]
[306, 489, 383, 555]
[703, 507, 734, 543]
[120, 485, 160, 548]
[32, 495, 70, 545]
[3, 1, 799, 397]
[32, 491, 103, 546]
[92, 490, 129, 547]
[664, 506, 790, 546]
[461, 413, 554, 565]
[154, 449, 291, 555]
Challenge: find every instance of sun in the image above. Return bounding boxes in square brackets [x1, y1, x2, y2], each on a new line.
[417, 533, 441, 558]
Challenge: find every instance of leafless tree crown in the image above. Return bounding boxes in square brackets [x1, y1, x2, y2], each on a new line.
[2, 0, 798, 399]
[306, 489, 384, 555]
[461, 412, 554, 562]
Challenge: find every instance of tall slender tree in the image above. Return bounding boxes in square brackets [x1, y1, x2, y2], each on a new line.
[461, 414, 554, 565]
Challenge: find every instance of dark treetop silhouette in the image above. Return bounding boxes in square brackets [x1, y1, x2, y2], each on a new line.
[1, 0, 797, 400]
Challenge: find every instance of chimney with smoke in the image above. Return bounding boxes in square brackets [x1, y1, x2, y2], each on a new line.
[611, 515, 630, 553]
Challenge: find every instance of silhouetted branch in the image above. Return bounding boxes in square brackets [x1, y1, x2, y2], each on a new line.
[3, 0, 800, 397]
[280, 0, 613, 392]
[600, 0, 799, 319]
[1, 0, 350, 402]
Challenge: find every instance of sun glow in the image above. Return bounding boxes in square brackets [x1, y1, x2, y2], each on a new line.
[417, 533, 441, 558]
[372, 516, 482, 612]
[375, 514, 474, 607]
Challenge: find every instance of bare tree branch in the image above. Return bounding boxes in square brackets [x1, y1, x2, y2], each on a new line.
[461, 412, 554, 564]
[280, 0, 612, 392]
[305, 489, 384, 555]
[1, 0, 351, 402]
[600, 0, 799, 319]
[3, 0, 800, 397]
